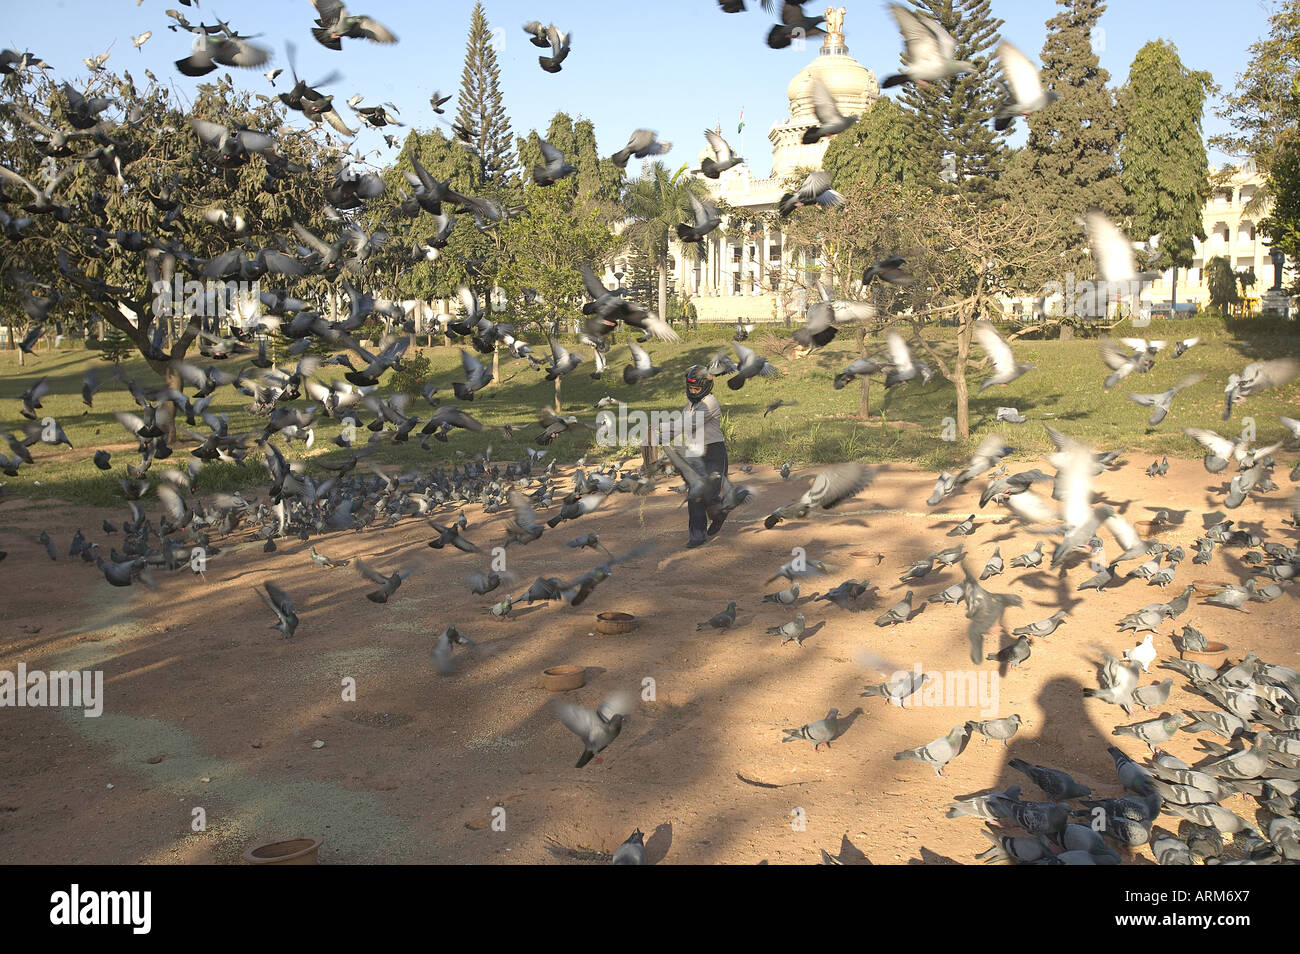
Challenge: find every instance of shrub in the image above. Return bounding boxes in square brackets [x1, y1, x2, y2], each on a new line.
[391, 352, 433, 394]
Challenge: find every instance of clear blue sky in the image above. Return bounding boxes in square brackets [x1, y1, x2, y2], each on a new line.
[4, 0, 1277, 174]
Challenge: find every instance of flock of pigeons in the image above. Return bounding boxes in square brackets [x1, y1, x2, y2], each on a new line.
[2, 2, 1299, 864]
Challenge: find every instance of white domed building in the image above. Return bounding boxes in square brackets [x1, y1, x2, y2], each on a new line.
[668, 7, 879, 323]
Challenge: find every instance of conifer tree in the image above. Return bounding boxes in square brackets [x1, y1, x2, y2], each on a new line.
[1119, 40, 1213, 308]
[894, 0, 1009, 202]
[1001, 0, 1125, 261]
[456, 2, 515, 185]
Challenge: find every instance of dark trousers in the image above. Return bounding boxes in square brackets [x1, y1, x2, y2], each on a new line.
[687, 441, 729, 543]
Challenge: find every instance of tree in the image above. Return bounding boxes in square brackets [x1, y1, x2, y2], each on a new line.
[1211, 0, 1300, 174]
[623, 162, 705, 321]
[1119, 40, 1213, 309]
[1206, 256, 1241, 312]
[821, 97, 920, 190]
[0, 67, 339, 398]
[894, 0, 1009, 202]
[506, 116, 621, 409]
[456, 1, 515, 185]
[1263, 133, 1300, 269]
[1001, 0, 1125, 261]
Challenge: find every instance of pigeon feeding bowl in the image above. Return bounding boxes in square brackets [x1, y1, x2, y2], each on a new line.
[243, 836, 323, 865]
[1135, 520, 1174, 537]
[1191, 579, 1232, 596]
[543, 665, 586, 691]
[594, 612, 638, 635]
[1182, 641, 1230, 658]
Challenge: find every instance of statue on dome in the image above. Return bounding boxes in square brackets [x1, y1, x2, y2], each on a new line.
[826, 5, 847, 37]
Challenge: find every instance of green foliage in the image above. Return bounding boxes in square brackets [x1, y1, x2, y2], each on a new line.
[1206, 256, 1241, 310]
[1000, 0, 1125, 265]
[1119, 41, 1213, 272]
[821, 97, 919, 190]
[98, 325, 133, 363]
[622, 161, 707, 318]
[893, 0, 1009, 203]
[1263, 132, 1300, 265]
[456, 1, 515, 185]
[1211, 0, 1300, 172]
[391, 352, 433, 394]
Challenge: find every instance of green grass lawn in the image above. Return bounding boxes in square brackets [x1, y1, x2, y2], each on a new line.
[2, 315, 1297, 506]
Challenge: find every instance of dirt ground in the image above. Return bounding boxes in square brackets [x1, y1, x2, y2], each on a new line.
[0, 455, 1296, 864]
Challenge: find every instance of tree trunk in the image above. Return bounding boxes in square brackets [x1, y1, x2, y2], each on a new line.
[491, 341, 499, 388]
[658, 262, 668, 323]
[554, 375, 563, 415]
[955, 312, 974, 440]
[1171, 266, 1178, 311]
[855, 326, 870, 419]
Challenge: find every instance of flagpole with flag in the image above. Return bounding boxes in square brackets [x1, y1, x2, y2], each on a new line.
[737, 107, 745, 166]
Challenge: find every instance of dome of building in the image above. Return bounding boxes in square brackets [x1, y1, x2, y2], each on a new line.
[786, 10, 878, 123]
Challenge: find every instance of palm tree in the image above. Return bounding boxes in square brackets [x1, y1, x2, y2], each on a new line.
[623, 161, 706, 321]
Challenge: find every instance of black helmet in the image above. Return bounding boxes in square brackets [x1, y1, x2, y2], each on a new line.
[685, 365, 713, 403]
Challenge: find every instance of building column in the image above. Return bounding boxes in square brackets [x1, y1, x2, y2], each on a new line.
[740, 236, 750, 297]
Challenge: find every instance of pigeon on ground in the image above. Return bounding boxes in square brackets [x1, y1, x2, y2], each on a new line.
[893, 725, 968, 777]
[1013, 611, 1067, 639]
[967, 714, 1023, 746]
[861, 671, 930, 707]
[1124, 634, 1157, 672]
[1112, 713, 1186, 753]
[612, 829, 645, 865]
[1009, 758, 1092, 799]
[875, 591, 914, 627]
[697, 602, 738, 631]
[782, 708, 839, 751]
[987, 635, 1032, 669]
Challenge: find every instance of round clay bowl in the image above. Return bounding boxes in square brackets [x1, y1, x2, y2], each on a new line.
[543, 665, 586, 691]
[595, 611, 637, 635]
[243, 836, 322, 865]
[1191, 579, 1231, 596]
[1182, 641, 1230, 657]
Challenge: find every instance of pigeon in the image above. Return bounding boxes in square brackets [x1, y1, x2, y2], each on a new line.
[875, 592, 914, 627]
[1084, 211, 1160, 287]
[987, 634, 1032, 669]
[974, 320, 1033, 391]
[675, 192, 721, 243]
[861, 671, 930, 707]
[311, 2, 399, 49]
[763, 582, 801, 606]
[966, 714, 1023, 746]
[946, 785, 1023, 820]
[1013, 611, 1067, 639]
[1009, 541, 1044, 569]
[995, 407, 1027, 424]
[815, 579, 871, 610]
[992, 40, 1058, 130]
[1009, 759, 1092, 799]
[256, 582, 299, 638]
[801, 77, 858, 143]
[862, 256, 913, 286]
[767, 613, 808, 646]
[1127, 374, 1205, 427]
[1131, 678, 1174, 710]
[782, 708, 839, 751]
[612, 830, 645, 865]
[610, 129, 671, 168]
[881, 4, 975, 87]
[537, 23, 571, 73]
[697, 602, 738, 631]
[432, 624, 475, 675]
[1124, 634, 1157, 672]
[1112, 713, 1186, 753]
[696, 128, 743, 178]
[764, 462, 874, 528]
[928, 582, 966, 605]
[947, 515, 976, 537]
[893, 725, 968, 776]
[552, 693, 632, 767]
[532, 138, 576, 186]
[778, 170, 843, 217]
[355, 559, 411, 603]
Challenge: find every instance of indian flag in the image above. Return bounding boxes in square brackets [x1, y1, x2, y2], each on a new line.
[737, 107, 745, 135]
